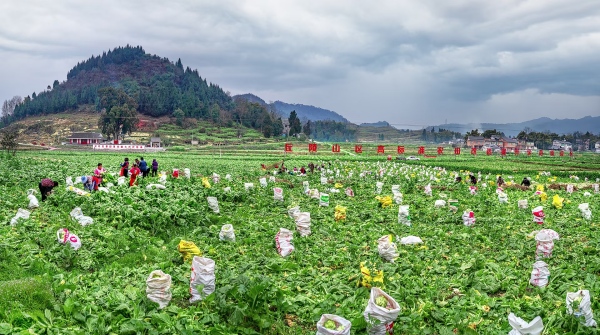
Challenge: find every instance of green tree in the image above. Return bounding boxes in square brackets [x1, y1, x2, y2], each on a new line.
[482, 129, 502, 138]
[0, 128, 19, 155]
[288, 110, 302, 136]
[53, 80, 60, 89]
[173, 108, 185, 127]
[303, 120, 312, 137]
[97, 87, 138, 141]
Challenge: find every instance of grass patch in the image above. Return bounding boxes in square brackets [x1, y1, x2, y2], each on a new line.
[0, 277, 54, 312]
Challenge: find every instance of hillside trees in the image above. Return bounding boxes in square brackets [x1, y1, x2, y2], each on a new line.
[303, 120, 312, 137]
[97, 87, 138, 141]
[1, 96, 22, 118]
[288, 111, 302, 136]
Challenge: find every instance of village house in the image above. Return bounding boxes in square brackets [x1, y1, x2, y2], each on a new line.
[517, 139, 536, 151]
[67, 132, 103, 145]
[501, 137, 518, 152]
[466, 136, 484, 149]
[551, 140, 572, 151]
[150, 137, 162, 147]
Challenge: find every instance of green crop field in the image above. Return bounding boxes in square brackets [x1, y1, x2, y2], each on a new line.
[1, 150, 599, 334]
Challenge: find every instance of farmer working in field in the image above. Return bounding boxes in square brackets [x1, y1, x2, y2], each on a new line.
[120, 157, 130, 177]
[93, 163, 106, 191]
[38, 178, 59, 201]
[521, 177, 531, 187]
[469, 174, 477, 185]
[497, 175, 505, 187]
[129, 163, 141, 187]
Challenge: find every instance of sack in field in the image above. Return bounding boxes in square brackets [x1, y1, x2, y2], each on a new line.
[207, 197, 219, 214]
[462, 211, 476, 227]
[345, 187, 354, 197]
[303, 181, 310, 195]
[530, 260, 550, 288]
[219, 224, 235, 242]
[10, 208, 31, 226]
[295, 212, 311, 237]
[189, 256, 215, 303]
[57, 228, 82, 250]
[212, 173, 221, 183]
[159, 172, 167, 184]
[27, 189, 39, 209]
[202, 177, 212, 189]
[391, 185, 402, 204]
[398, 205, 411, 226]
[70, 207, 93, 226]
[532, 206, 544, 224]
[424, 184, 432, 197]
[172, 169, 180, 178]
[363, 287, 401, 335]
[177, 240, 202, 262]
[375, 182, 383, 195]
[400, 236, 423, 245]
[310, 189, 320, 199]
[184, 168, 191, 179]
[117, 176, 127, 186]
[225, 174, 232, 181]
[259, 177, 267, 188]
[288, 206, 301, 220]
[508, 313, 544, 335]
[320, 193, 330, 207]
[274, 187, 284, 201]
[434, 200, 446, 208]
[469, 186, 477, 195]
[321, 177, 328, 185]
[567, 184, 574, 194]
[535, 229, 559, 259]
[275, 228, 294, 257]
[244, 183, 254, 191]
[377, 235, 398, 263]
[316, 314, 351, 335]
[146, 184, 166, 190]
[498, 192, 508, 203]
[579, 203, 592, 220]
[223, 186, 231, 193]
[518, 199, 528, 209]
[566, 290, 597, 327]
[335, 205, 347, 221]
[146, 270, 172, 309]
[594, 184, 599, 194]
[66, 176, 73, 187]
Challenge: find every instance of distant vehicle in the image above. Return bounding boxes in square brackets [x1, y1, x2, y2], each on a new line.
[406, 156, 420, 161]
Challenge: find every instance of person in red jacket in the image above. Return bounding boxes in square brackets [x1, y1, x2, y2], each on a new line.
[129, 163, 141, 187]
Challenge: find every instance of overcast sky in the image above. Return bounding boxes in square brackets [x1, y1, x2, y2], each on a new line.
[1, 0, 599, 127]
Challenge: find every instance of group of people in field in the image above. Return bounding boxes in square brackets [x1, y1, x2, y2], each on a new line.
[454, 174, 532, 188]
[274, 161, 333, 175]
[39, 157, 161, 201]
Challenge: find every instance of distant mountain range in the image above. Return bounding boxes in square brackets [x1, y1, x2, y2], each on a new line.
[433, 116, 600, 137]
[233, 93, 348, 123]
[360, 121, 390, 127]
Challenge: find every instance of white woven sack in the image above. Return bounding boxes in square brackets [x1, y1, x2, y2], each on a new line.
[566, 290, 597, 327]
[508, 313, 544, 335]
[275, 228, 294, 257]
[244, 183, 254, 191]
[219, 224, 235, 242]
[118, 176, 127, 186]
[462, 211, 476, 227]
[398, 205, 411, 226]
[594, 184, 599, 194]
[434, 200, 446, 208]
[377, 235, 398, 263]
[207, 197, 219, 214]
[498, 192, 508, 203]
[310, 189, 320, 199]
[535, 229, 559, 258]
[212, 173, 221, 183]
[579, 203, 592, 220]
[295, 212, 311, 237]
[66, 176, 73, 187]
[27, 189, 39, 209]
[10, 208, 31, 226]
[146, 184, 166, 190]
[303, 181, 310, 195]
[529, 261, 550, 287]
[375, 182, 383, 195]
[315, 314, 351, 335]
[183, 168, 190, 179]
[146, 270, 172, 309]
[70, 207, 93, 226]
[288, 206, 301, 220]
[321, 177, 328, 185]
[259, 178, 267, 188]
[363, 287, 401, 335]
[532, 206, 544, 224]
[400, 236, 423, 245]
[566, 184, 574, 194]
[225, 174, 232, 181]
[518, 199, 528, 209]
[56, 228, 82, 250]
[274, 187, 284, 201]
[158, 172, 167, 184]
[424, 184, 432, 197]
[189, 256, 215, 303]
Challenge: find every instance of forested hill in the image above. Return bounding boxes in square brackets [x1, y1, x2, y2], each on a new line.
[3, 45, 234, 126]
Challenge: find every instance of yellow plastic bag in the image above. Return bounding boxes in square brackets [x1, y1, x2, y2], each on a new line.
[552, 194, 564, 209]
[375, 196, 393, 208]
[540, 192, 548, 202]
[202, 177, 211, 189]
[334, 205, 347, 221]
[359, 262, 384, 288]
[334, 183, 343, 189]
[177, 240, 202, 262]
[536, 184, 544, 192]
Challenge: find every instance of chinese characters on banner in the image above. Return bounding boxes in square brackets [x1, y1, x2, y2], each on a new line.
[559, 150, 564, 157]
[437, 147, 444, 155]
[355, 145, 362, 153]
[284, 143, 292, 152]
[397, 146, 405, 154]
[455, 147, 461, 155]
[514, 148, 520, 155]
[539, 150, 544, 156]
[550, 150, 554, 156]
[308, 143, 317, 153]
[418, 146, 425, 155]
[501, 148, 506, 156]
[469, 147, 476, 155]
[570, 150, 573, 157]
[377, 145, 385, 154]
[332, 144, 340, 153]
[486, 148, 492, 156]
[527, 149, 532, 156]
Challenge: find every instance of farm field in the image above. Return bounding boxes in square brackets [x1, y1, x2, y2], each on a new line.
[1, 150, 600, 334]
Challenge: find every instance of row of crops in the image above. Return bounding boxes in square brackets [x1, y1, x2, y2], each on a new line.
[1, 151, 599, 334]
